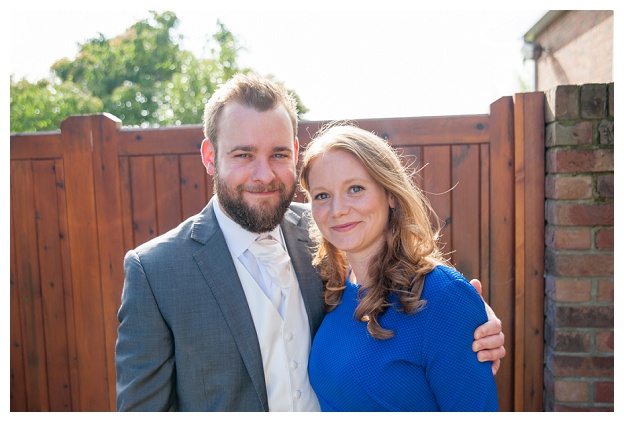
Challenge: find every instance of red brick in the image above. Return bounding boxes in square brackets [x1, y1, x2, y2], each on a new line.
[545, 121, 593, 146]
[545, 250, 614, 276]
[595, 381, 614, 403]
[595, 228, 613, 250]
[596, 174, 613, 197]
[545, 174, 593, 199]
[545, 226, 591, 249]
[596, 331, 614, 353]
[545, 275, 592, 302]
[546, 201, 613, 226]
[596, 279, 614, 302]
[598, 120, 614, 145]
[554, 380, 588, 402]
[545, 85, 580, 122]
[546, 149, 614, 173]
[555, 330, 591, 352]
[580, 84, 608, 119]
[555, 305, 614, 329]
[551, 354, 613, 377]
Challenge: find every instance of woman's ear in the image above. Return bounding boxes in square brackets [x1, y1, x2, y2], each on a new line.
[388, 194, 396, 210]
[200, 138, 215, 175]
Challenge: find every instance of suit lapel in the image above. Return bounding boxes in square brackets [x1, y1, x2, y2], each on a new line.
[191, 200, 269, 411]
[281, 209, 325, 337]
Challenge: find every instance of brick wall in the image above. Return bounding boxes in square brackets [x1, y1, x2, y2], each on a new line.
[536, 11, 613, 92]
[543, 83, 614, 411]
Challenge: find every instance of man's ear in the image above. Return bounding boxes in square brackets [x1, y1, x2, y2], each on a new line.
[293, 136, 300, 166]
[200, 138, 215, 175]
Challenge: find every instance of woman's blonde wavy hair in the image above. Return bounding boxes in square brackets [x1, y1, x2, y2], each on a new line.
[299, 123, 450, 339]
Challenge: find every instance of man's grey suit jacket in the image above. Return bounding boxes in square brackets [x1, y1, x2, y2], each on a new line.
[115, 198, 325, 411]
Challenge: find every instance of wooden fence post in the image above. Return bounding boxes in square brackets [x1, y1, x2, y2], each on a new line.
[60, 114, 123, 410]
[513, 92, 545, 411]
[489, 96, 516, 411]
[90, 114, 126, 411]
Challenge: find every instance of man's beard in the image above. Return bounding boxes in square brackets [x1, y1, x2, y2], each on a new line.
[215, 173, 296, 233]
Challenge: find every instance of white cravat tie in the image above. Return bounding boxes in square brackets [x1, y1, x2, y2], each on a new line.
[247, 237, 292, 315]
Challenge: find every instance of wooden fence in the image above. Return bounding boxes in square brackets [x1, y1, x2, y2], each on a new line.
[10, 92, 545, 411]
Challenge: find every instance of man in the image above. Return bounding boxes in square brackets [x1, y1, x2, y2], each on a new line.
[115, 73, 505, 411]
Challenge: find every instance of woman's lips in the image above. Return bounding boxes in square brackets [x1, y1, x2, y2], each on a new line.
[331, 222, 359, 232]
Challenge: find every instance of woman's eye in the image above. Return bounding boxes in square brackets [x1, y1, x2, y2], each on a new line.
[313, 193, 328, 200]
[350, 185, 364, 193]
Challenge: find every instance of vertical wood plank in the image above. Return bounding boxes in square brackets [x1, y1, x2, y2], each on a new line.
[91, 114, 126, 411]
[32, 160, 73, 411]
[514, 93, 527, 412]
[489, 96, 516, 412]
[514, 92, 545, 411]
[451, 144, 480, 280]
[118, 157, 135, 253]
[54, 159, 80, 411]
[60, 116, 110, 410]
[130, 156, 157, 247]
[10, 161, 50, 411]
[180, 154, 208, 219]
[479, 144, 491, 299]
[421, 146, 453, 260]
[10, 182, 27, 411]
[155, 155, 182, 234]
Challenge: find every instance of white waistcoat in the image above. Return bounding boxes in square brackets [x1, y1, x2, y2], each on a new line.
[231, 253, 321, 412]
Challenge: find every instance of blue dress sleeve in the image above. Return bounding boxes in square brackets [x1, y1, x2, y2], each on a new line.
[422, 268, 499, 411]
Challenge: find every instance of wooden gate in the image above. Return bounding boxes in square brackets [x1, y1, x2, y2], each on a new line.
[10, 93, 544, 411]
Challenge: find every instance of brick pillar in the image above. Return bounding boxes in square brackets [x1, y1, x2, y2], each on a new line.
[543, 83, 614, 411]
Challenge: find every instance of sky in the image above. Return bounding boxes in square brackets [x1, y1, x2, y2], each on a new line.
[5, 1, 560, 122]
[7, 0, 622, 122]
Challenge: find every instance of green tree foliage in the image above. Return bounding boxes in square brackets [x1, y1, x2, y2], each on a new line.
[10, 11, 307, 133]
[10, 77, 103, 133]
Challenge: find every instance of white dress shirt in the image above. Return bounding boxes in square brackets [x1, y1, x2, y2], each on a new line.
[212, 198, 321, 411]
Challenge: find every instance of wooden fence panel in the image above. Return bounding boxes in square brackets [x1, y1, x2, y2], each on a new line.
[10, 95, 545, 411]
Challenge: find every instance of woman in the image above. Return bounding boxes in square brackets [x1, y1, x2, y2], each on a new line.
[299, 124, 499, 411]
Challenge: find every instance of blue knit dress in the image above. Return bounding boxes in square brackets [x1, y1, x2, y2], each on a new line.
[308, 265, 499, 411]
